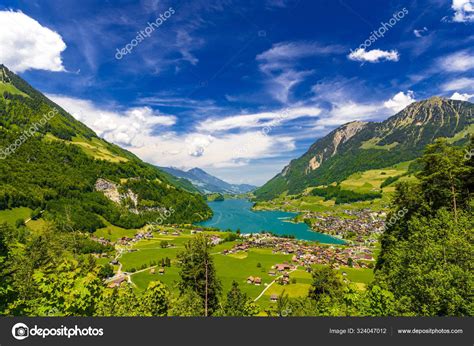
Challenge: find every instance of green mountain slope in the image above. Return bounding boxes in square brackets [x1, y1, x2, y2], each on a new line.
[255, 97, 474, 200]
[0, 65, 211, 231]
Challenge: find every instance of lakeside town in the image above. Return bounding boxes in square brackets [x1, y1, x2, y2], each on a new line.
[223, 233, 375, 269]
[302, 209, 386, 245]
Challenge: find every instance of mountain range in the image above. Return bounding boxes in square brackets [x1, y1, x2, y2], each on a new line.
[159, 166, 256, 194]
[255, 97, 473, 200]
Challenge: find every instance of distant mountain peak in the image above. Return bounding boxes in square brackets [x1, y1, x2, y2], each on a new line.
[159, 166, 256, 194]
[188, 167, 207, 174]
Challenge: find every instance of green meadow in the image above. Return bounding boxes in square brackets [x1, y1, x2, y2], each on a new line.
[0, 207, 32, 226]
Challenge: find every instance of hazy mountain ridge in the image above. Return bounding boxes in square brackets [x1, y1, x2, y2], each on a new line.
[160, 166, 256, 194]
[255, 97, 474, 200]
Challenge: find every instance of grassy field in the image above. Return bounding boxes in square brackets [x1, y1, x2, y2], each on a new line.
[93, 219, 138, 242]
[446, 124, 474, 144]
[0, 207, 33, 226]
[71, 136, 129, 163]
[339, 161, 412, 193]
[254, 161, 419, 215]
[123, 232, 293, 297]
[26, 218, 50, 232]
[359, 138, 399, 150]
[43, 134, 129, 163]
[121, 229, 375, 312]
[0, 81, 29, 97]
[257, 265, 374, 310]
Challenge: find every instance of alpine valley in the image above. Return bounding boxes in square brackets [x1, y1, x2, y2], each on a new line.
[0, 64, 472, 319]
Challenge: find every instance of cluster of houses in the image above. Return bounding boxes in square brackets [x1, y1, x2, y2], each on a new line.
[91, 236, 112, 246]
[115, 230, 154, 246]
[224, 233, 374, 269]
[154, 228, 182, 237]
[287, 245, 374, 269]
[246, 276, 262, 285]
[221, 243, 251, 255]
[303, 209, 385, 244]
[246, 262, 295, 286]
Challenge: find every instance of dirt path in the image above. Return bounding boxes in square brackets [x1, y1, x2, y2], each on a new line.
[253, 268, 297, 302]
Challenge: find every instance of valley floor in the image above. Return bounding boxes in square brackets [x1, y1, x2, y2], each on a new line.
[92, 223, 375, 313]
[1, 205, 378, 314]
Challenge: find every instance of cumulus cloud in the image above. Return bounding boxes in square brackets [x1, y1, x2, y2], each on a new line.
[309, 79, 419, 129]
[441, 77, 474, 91]
[450, 92, 474, 101]
[449, 0, 474, 22]
[47, 94, 176, 147]
[348, 48, 399, 63]
[0, 10, 66, 72]
[383, 91, 416, 113]
[438, 50, 474, 72]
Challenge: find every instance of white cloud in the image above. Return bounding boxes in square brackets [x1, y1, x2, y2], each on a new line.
[438, 50, 474, 72]
[257, 41, 344, 103]
[450, 92, 474, 101]
[383, 91, 416, 113]
[308, 88, 419, 129]
[315, 102, 384, 127]
[47, 94, 176, 147]
[413, 27, 429, 37]
[257, 41, 344, 69]
[0, 10, 66, 72]
[267, 69, 315, 103]
[175, 29, 200, 65]
[441, 77, 474, 91]
[348, 48, 399, 63]
[47, 94, 297, 173]
[130, 130, 296, 171]
[197, 106, 322, 132]
[450, 0, 474, 22]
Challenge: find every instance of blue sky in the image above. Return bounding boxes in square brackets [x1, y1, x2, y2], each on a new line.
[0, 0, 473, 185]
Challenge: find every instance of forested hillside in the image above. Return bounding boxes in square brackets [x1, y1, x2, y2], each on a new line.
[0, 65, 211, 232]
[255, 97, 473, 200]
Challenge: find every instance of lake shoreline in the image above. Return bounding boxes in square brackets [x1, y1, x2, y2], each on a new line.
[198, 199, 345, 245]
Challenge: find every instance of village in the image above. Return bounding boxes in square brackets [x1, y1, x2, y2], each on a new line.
[302, 209, 386, 244]
[222, 233, 375, 270]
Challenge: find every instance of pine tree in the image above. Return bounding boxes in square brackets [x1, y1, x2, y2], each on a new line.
[177, 234, 221, 316]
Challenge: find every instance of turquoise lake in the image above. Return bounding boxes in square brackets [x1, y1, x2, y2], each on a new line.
[198, 199, 345, 244]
